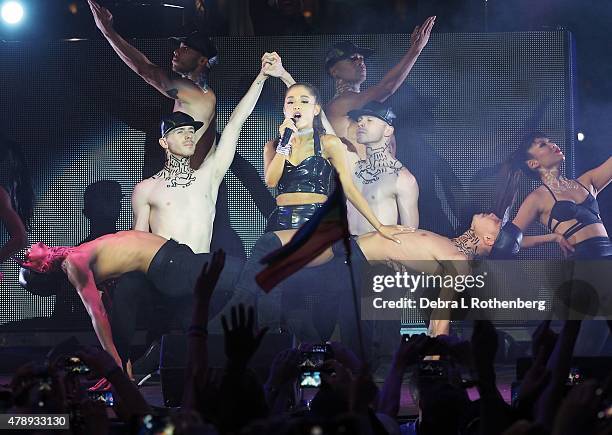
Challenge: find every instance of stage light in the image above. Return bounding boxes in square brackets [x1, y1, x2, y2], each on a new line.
[577, 132, 585, 142]
[1, 1, 24, 24]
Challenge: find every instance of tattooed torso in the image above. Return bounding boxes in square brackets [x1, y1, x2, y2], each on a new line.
[347, 148, 407, 235]
[135, 151, 218, 253]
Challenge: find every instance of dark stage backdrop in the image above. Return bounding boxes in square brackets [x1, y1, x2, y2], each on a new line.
[0, 31, 575, 329]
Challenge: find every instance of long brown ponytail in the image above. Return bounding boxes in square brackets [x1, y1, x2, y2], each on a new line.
[493, 131, 546, 219]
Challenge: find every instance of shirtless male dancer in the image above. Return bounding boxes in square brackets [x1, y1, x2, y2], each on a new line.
[345, 102, 419, 234]
[20, 213, 501, 362]
[325, 16, 435, 159]
[88, 0, 220, 368]
[19, 61, 276, 368]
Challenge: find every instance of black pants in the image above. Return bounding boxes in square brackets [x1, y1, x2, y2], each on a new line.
[110, 272, 192, 363]
[111, 240, 243, 362]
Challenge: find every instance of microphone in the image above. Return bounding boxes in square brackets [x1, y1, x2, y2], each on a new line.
[279, 118, 296, 148]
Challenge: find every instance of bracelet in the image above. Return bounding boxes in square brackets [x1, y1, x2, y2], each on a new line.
[276, 138, 291, 156]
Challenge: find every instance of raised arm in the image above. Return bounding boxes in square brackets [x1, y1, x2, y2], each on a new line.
[262, 52, 337, 135]
[0, 186, 27, 264]
[87, 1, 211, 110]
[326, 16, 435, 119]
[325, 136, 400, 243]
[396, 169, 419, 228]
[578, 155, 612, 195]
[207, 67, 269, 185]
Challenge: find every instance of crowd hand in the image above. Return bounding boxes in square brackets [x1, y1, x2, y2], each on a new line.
[531, 320, 557, 359]
[87, 0, 113, 32]
[266, 348, 300, 388]
[553, 234, 575, 258]
[393, 333, 430, 369]
[349, 366, 378, 414]
[194, 250, 225, 305]
[320, 359, 352, 397]
[326, 341, 362, 374]
[552, 380, 606, 435]
[261, 52, 287, 78]
[75, 346, 120, 379]
[516, 351, 551, 416]
[409, 16, 436, 52]
[432, 334, 472, 366]
[471, 320, 498, 380]
[221, 304, 268, 370]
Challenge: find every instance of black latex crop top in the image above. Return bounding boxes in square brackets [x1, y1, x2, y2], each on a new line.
[277, 134, 334, 196]
[544, 180, 602, 239]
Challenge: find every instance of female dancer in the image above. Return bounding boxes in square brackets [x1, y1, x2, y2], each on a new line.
[0, 139, 34, 266]
[494, 132, 611, 355]
[494, 132, 611, 259]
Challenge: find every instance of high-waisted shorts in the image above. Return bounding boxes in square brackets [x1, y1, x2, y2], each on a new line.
[571, 237, 612, 260]
[265, 203, 325, 232]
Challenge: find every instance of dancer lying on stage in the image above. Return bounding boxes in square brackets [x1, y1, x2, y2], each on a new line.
[19, 212, 501, 365]
[494, 132, 611, 259]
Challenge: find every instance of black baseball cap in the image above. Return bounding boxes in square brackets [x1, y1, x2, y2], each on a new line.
[160, 112, 204, 137]
[348, 101, 396, 126]
[325, 40, 374, 73]
[174, 31, 218, 65]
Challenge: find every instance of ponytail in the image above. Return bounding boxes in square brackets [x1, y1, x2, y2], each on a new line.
[493, 131, 546, 219]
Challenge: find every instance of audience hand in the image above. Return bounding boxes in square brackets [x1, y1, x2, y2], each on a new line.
[194, 250, 225, 305]
[552, 380, 605, 435]
[326, 341, 362, 374]
[531, 320, 558, 358]
[393, 333, 429, 369]
[75, 346, 120, 378]
[471, 320, 498, 378]
[221, 304, 268, 370]
[266, 348, 300, 389]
